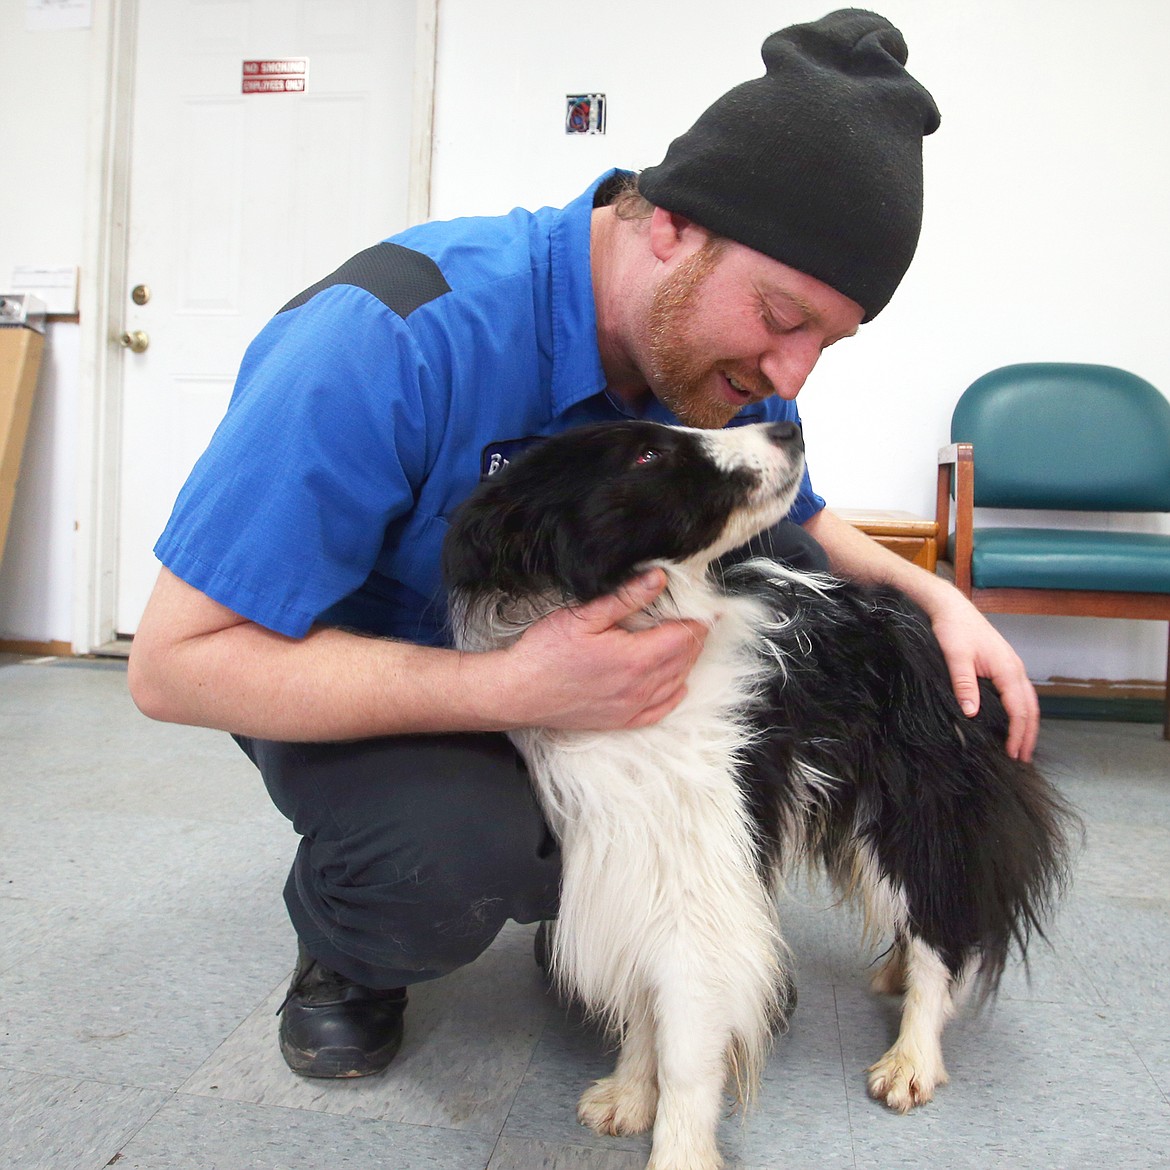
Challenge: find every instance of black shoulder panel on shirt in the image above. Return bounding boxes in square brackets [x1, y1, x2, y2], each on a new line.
[278, 242, 452, 318]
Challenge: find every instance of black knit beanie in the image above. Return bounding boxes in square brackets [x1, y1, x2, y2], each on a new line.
[637, 9, 941, 321]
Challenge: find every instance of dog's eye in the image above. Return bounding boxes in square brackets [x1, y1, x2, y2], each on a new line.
[635, 448, 661, 465]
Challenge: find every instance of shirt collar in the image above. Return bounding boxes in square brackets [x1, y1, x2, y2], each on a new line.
[547, 169, 628, 417]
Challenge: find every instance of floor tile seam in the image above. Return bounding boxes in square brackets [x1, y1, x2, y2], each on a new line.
[0, 1059, 190, 1099]
[1018, 922, 1110, 1008]
[172, 972, 292, 1097]
[489, 999, 552, 1155]
[828, 982, 861, 1170]
[0, 1063, 179, 1169]
[488, 1132, 643, 1167]
[86, 1090, 179, 1170]
[1063, 950, 1112, 1009]
[1119, 1032, 1170, 1108]
[484, 1126, 506, 1168]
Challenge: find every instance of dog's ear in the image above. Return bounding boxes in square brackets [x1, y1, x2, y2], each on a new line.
[443, 486, 567, 598]
[444, 424, 653, 602]
[444, 490, 526, 592]
[546, 518, 648, 602]
[544, 520, 611, 602]
[445, 488, 624, 602]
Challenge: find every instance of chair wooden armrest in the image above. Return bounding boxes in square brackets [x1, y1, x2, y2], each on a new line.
[936, 443, 974, 595]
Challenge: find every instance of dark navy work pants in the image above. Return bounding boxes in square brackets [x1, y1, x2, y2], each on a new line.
[237, 520, 827, 988]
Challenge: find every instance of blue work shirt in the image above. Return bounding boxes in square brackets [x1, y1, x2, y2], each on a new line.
[155, 171, 824, 645]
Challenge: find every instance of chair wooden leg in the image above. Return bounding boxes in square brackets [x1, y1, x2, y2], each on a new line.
[1164, 622, 1170, 743]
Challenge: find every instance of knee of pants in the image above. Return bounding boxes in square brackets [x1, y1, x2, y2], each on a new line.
[274, 735, 562, 981]
[291, 815, 558, 981]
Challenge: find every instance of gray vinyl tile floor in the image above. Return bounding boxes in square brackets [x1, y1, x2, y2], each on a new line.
[2, 655, 1168, 1169]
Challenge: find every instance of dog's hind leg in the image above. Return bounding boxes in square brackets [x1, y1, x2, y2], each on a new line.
[869, 935, 908, 996]
[866, 936, 955, 1113]
[578, 991, 659, 1137]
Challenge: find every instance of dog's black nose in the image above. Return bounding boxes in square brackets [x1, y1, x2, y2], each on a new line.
[765, 421, 804, 449]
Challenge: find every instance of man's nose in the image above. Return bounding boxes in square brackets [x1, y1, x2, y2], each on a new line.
[760, 336, 823, 401]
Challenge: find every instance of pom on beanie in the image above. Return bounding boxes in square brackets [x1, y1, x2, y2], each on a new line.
[637, 8, 941, 320]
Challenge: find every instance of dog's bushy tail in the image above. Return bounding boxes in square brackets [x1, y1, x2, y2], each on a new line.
[850, 620, 1083, 1002]
[734, 568, 1082, 1002]
[927, 680, 1082, 1000]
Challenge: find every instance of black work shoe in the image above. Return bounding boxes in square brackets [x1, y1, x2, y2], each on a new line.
[277, 942, 407, 1078]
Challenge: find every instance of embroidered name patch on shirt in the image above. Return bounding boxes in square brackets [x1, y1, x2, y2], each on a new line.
[480, 435, 547, 479]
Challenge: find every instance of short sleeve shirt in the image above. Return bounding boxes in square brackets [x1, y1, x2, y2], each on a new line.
[154, 171, 826, 646]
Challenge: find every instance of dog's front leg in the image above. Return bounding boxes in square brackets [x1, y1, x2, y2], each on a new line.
[578, 992, 659, 1136]
[644, 978, 730, 1170]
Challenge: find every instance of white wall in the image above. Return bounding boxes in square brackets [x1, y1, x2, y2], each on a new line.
[0, 7, 92, 281]
[0, 2, 93, 644]
[1, 0, 1168, 683]
[431, 0, 1170, 683]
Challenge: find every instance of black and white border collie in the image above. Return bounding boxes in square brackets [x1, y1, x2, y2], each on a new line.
[443, 420, 1076, 1170]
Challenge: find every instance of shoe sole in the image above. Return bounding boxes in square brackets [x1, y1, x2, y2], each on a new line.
[280, 1030, 403, 1078]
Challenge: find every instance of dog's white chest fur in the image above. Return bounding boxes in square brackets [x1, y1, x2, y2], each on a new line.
[460, 567, 787, 1168]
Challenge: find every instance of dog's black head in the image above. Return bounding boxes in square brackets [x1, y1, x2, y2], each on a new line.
[443, 420, 805, 603]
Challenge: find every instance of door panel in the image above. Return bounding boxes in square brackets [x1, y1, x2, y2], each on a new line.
[115, 0, 416, 633]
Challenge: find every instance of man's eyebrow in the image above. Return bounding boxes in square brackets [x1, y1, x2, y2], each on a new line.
[761, 285, 860, 342]
[772, 287, 816, 318]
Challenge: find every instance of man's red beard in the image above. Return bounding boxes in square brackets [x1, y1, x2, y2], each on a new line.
[644, 240, 773, 429]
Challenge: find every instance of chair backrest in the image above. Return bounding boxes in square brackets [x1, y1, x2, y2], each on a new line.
[951, 362, 1170, 511]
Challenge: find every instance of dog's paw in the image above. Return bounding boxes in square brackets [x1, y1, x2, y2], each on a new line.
[866, 1049, 948, 1113]
[577, 1074, 658, 1136]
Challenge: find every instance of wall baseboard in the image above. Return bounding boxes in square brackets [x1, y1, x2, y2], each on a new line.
[1035, 677, 1165, 724]
[1038, 696, 1165, 724]
[0, 638, 74, 658]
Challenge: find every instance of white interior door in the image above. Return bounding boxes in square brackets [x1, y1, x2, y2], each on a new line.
[115, 0, 418, 635]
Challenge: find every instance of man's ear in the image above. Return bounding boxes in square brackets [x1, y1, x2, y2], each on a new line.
[647, 206, 708, 262]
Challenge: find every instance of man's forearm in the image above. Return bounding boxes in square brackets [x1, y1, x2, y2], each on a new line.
[130, 617, 511, 742]
[803, 506, 1041, 760]
[803, 506, 954, 606]
[128, 566, 709, 742]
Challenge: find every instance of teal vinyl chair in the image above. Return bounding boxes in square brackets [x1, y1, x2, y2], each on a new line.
[935, 363, 1170, 739]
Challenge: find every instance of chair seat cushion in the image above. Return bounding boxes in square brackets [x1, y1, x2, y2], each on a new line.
[964, 527, 1170, 593]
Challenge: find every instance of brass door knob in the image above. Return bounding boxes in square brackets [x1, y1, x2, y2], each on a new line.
[119, 330, 150, 353]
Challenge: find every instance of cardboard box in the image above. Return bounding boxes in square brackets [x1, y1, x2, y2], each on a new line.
[0, 322, 45, 567]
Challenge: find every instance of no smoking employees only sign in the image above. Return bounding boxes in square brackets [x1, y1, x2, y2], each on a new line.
[242, 58, 308, 94]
